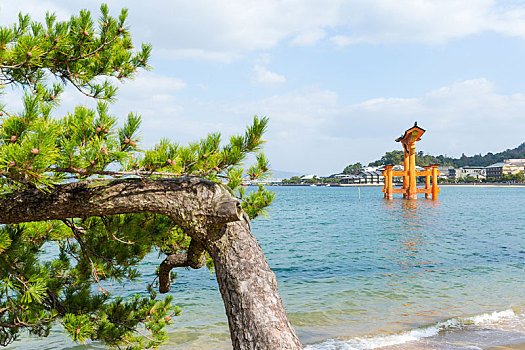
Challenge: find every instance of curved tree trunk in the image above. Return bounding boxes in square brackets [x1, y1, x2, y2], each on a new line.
[206, 216, 302, 349]
[0, 178, 302, 350]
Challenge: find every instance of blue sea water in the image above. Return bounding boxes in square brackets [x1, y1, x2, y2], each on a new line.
[9, 186, 525, 349]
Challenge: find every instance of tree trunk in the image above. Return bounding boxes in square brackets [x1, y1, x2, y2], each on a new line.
[206, 216, 302, 349]
[0, 178, 302, 350]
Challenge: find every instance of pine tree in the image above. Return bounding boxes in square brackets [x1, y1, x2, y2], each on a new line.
[0, 5, 301, 349]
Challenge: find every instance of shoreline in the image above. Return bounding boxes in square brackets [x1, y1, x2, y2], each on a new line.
[273, 183, 525, 188]
[440, 184, 525, 188]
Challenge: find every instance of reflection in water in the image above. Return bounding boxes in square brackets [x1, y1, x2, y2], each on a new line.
[380, 198, 448, 325]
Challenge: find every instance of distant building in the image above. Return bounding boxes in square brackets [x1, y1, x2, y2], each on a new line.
[485, 159, 525, 179]
[486, 163, 507, 179]
[449, 166, 486, 180]
[334, 170, 384, 184]
[360, 170, 384, 184]
[392, 165, 403, 171]
[437, 166, 453, 179]
[361, 166, 380, 172]
[386, 165, 425, 172]
[336, 174, 360, 184]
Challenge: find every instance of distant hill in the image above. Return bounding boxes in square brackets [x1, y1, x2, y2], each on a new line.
[449, 142, 525, 167]
[359, 142, 525, 170]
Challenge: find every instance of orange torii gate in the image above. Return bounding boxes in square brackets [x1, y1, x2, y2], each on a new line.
[382, 122, 440, 200]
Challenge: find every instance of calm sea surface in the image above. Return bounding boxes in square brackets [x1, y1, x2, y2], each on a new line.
[10, 186, 525, 349]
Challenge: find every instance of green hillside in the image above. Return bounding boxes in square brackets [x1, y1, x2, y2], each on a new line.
[343, 142, 525, 173]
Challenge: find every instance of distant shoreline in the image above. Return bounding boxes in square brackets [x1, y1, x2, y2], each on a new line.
[440, 183, 525, 187]
[272, 183, 525, 188]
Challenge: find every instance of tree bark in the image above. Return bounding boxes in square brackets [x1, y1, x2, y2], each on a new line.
[206, 216, 302, 349]
[158, 239, 206, 293]
[0, 178, 302, 350]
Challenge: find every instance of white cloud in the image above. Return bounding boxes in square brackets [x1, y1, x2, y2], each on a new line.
[330, 35, 362, 47]
[53, 72, 186, 113]
[332, 0, 490, 46]
[108, 1, 525, 57]
[230, 88, 338, 127]
[216, 78, 525, 174]
[1, 89, 24, 113]
[2, 1, 525, 175]
[489, 3, 525, 37]
[126, 0, 341, 61]
[4, 1, 525, 61]
[109, 73, 187, 138]
[0, 0, 70, 23]
[290, 29, 327, 46]
[252, 65, 286, 85]
[118, 72, 187, 96]
[37, 72, 188, 149]
[3, 73, 524, 174]
[156, 49, 242, 64]
[327, 78, 525, 169]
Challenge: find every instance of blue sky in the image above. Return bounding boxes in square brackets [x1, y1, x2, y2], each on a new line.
[2, 1, 525, 175]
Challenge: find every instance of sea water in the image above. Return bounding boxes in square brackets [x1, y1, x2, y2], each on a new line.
[8, 186, 525, 349]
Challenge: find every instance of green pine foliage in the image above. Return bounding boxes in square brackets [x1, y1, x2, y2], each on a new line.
[0, 5, 274, 348]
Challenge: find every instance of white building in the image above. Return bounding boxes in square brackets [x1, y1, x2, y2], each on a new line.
[449, 167, 486, 180]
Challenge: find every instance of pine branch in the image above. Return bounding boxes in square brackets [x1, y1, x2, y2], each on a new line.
[158, 239, 206, 293]
[62, 219, 108, 294]
[49, 167, 230, 179]
[65, 34, 118, 63]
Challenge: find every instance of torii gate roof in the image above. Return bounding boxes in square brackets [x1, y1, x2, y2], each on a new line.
[395, 122, 425, 144]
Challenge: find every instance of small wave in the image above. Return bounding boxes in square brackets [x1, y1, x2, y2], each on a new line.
[469, 309, 515, 325]
[305, 309, 523, 350]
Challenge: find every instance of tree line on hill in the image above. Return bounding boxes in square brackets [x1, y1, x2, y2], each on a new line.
[280, 143, 525, 184]
[343, 142, 525, 174]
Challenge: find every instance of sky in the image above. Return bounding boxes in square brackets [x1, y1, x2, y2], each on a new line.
[2, 0, 525, 176]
